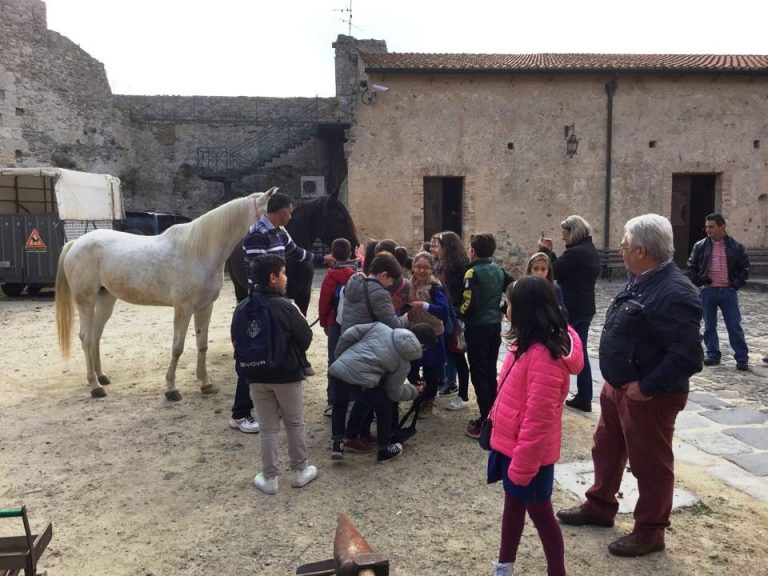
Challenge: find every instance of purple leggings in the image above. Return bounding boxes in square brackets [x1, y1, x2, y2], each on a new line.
[499, 494, 565, 576]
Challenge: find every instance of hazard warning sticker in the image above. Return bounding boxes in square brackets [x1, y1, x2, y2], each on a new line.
[25, 228, 47, 252]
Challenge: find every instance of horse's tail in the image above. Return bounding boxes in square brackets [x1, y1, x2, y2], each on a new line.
[55, 241, 75, 358]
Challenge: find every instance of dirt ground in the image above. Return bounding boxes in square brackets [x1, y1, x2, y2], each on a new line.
[1, 282, 767, 576]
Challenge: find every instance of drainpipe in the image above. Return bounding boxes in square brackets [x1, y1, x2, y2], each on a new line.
[603, 78, 618, 263]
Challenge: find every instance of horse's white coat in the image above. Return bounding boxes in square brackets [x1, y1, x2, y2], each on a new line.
[55, 188, 276, 399]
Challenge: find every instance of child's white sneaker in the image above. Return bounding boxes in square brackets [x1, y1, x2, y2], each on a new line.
[446, 397, 470, 411]
[291, 464, 318, 488]
[253, 473, 278, 495]
[491, 561, 515, 576]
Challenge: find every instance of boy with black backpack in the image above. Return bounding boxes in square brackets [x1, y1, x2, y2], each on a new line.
[231, 255, 316, 495]
[318, 238, 361, 417]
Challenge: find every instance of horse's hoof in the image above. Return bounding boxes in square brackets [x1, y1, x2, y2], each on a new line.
[200, 385, 218, 395]
[165, 390, 182, 402]
[98, 375, 111, 385]
[91, 387, 107, 398]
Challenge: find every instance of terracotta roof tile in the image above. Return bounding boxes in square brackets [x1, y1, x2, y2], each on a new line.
[361, 52, 768, 74]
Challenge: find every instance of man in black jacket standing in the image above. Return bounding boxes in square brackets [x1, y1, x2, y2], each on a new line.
[687, 213, 750, 370]
[557, 214, 702, 557]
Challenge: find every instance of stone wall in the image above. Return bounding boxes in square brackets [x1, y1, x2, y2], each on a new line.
[112, 95, 343, 215]
[0, 0, 125, 174]
[347, 68, 768, 271]
[0, 0, 350, 218]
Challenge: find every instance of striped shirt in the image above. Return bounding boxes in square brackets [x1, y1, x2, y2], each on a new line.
[709, 240, 729, 287]
[243, 215, 322, 285]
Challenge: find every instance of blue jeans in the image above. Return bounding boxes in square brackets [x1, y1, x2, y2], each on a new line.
[700, 287, 749, 363]
[570, 316, 594, 402]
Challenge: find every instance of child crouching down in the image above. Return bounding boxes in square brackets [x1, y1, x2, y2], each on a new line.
[488, 276, 583, 576]
[329, 323, 437, 462]
[247, 255, 317, 495]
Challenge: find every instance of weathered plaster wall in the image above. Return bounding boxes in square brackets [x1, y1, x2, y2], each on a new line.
[347, 69, 768, 271]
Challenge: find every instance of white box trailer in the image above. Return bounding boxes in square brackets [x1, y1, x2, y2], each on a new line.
[0, 167, 124, 296]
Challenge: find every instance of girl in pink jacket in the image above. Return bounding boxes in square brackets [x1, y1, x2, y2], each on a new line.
[487, 276, 584, 576]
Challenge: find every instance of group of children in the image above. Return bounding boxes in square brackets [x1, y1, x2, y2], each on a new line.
[240, 230, 585, 576]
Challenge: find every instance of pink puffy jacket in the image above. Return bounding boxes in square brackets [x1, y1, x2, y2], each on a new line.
[489, 325, 584, 486]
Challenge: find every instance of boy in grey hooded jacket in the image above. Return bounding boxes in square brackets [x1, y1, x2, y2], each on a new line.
[329, 322, 437, 461]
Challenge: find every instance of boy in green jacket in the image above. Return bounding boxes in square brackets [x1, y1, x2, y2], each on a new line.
[460, 233, 512, 440]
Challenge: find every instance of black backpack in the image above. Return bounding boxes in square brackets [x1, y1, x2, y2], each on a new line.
[231, 293, 288, 380]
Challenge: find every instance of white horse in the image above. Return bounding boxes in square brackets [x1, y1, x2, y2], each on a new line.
[55, 187, 276, 400]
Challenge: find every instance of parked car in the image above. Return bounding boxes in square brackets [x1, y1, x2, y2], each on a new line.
[119, 211, 191, 235]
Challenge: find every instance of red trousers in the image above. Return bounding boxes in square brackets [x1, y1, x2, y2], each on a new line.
[584, 382, 688, 540]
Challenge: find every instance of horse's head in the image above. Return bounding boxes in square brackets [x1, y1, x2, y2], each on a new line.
[248, 186, 278, 218]
[321, 190, 359, 250]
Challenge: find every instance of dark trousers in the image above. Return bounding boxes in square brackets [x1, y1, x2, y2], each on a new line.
[583, 382, 688, 540]
[570, 315, 594, 402]
[231, 374, 253, 420]
[447, 350, 470, 401]
[331, 378, 354, 440]
[466, 323, 502, 421]
[700, 287, 749, 363]
[345, 385, 396, 448]
[326, 323, 342, 404]
[408, 363, 441, 401]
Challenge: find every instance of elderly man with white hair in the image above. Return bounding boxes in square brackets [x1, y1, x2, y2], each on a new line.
[557, 214, 703, 558]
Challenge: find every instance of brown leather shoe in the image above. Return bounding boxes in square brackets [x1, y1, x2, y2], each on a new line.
[608, 533, 665, 557]
[556, 505, 614, 527]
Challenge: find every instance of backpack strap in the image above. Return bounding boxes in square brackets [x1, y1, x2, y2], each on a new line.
[362, 278, 378, 322]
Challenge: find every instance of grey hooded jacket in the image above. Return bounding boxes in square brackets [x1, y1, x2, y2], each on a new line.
[339, 274, 409, 334]
[329, 322, 422, 402]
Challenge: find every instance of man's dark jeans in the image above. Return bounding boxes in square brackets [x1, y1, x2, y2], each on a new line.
[465, 322, 502, 421]
[700, 287, 749, 363]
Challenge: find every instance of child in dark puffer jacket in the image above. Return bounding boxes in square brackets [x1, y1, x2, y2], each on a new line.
[318, 238, 361, 417]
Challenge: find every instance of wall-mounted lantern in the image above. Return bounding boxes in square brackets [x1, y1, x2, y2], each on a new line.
[564, 124, 579, 158]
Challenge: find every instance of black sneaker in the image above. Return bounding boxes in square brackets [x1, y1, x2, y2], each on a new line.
[703, 357, 721, 366]
[331, 439, 344, 460]
[736, 362, 749, 371]
[377, 443, 403, 462]
[565, 396, 592, 413]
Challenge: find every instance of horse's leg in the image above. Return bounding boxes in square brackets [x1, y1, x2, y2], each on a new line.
[165, 305, 193, 401]
[75, 299, 105, 398]
[91, 290, 117, 386]
[193, 303, 217, 395]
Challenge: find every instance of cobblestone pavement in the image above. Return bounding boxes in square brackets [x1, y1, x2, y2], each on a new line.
[591, 280, 768, 409]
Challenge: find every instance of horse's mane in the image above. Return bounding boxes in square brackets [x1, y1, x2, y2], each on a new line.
[165, 196, 252, 259]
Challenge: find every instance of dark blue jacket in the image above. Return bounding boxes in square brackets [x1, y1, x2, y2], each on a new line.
[687, 235, 750, 290]
[599, 263, 703, 396]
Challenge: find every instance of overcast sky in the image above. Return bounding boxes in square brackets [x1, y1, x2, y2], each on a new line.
[44, 0, 768, 97]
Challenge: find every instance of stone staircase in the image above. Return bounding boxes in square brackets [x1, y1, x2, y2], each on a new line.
[195, 98, 336, 182]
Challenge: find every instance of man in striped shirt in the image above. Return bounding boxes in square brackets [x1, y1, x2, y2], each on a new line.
[687, 213, 750, 371]
[243, 192, 334, 285]
[229, 192, 334, 434]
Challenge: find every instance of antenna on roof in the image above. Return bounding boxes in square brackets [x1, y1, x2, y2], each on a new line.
[333, 0, 358, 37]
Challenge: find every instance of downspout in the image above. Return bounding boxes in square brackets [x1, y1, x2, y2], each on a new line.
[603, 78, 618, 275]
